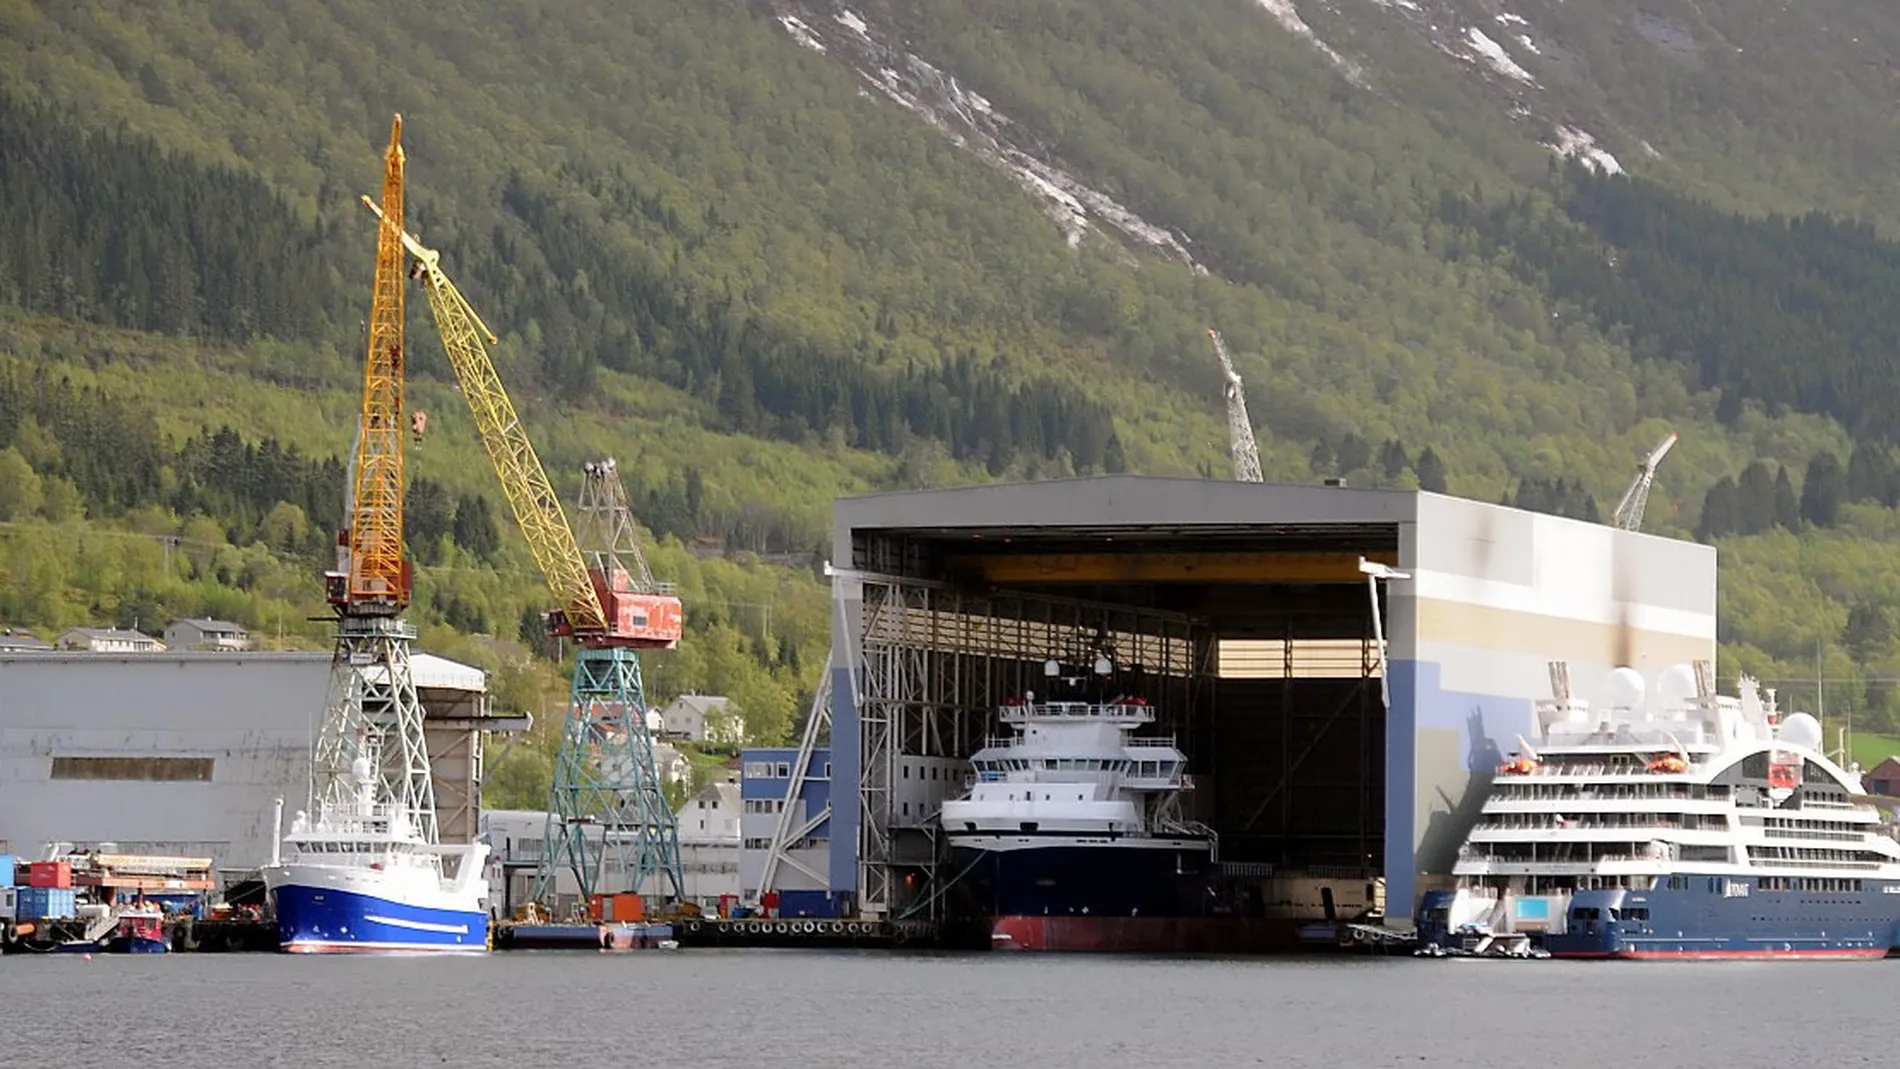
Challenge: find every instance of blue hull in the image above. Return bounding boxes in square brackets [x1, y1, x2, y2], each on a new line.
[949, 842, 1217, 919]
[270, 884, 489, 954]
[1421, 881, 1900, 960]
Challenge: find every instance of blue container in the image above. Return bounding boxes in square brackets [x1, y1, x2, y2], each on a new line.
[0, 854, 15, 886]
[778, 889, 846, 919]
[16, 886, 77, 920]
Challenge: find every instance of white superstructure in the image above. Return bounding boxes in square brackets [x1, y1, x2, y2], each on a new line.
[261, 740, 490, 953]
[1431, 660, 1900, 935]
[941, 643, 1215, 856]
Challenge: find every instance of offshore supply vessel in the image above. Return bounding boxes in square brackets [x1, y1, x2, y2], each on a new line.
[939, 633, 1374, 952]
[1417, 662, 1900, 959]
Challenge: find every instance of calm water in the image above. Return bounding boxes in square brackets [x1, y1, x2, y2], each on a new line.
[0, 949, 1890, 1067]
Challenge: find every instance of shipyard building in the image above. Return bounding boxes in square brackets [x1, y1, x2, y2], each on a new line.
[799, 476, 1714, 918]
[0, 650, 510, 882]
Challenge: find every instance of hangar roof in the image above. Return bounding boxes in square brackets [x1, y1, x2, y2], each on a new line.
[835, 476, 1417, 548]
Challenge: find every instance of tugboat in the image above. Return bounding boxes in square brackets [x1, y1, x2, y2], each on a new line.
[1417, 661, 1900, 960]
[261, 738, 490, 954]
[940, 632, 1226, 952]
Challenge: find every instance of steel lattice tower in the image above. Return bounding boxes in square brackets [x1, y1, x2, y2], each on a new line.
[534, 460, 686, 907]
[534, 648, 684, 905]
[312, 616, 437, 844]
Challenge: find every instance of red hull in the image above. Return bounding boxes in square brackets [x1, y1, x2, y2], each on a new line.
[989, 915, 1307, 954]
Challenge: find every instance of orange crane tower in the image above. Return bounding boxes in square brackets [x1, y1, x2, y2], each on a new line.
[311, 115, 439, 845]
[361, 194, 685, 903]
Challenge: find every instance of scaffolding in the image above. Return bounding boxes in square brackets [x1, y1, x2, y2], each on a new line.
[835, 563, 1201, 919]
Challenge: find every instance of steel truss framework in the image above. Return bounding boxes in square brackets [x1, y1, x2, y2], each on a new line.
[535, 647, 686, 907]
[312, 615, 438, 844]
[846, 569, 1202, 920]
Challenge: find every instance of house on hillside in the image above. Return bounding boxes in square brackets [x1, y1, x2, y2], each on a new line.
[55, 627, 164, 653]
[652, 741, 691, 786]
[661, 694, 743, 746]
[1865, 756, 1900, 798]
[0, 629, 51, 652]
[164, 617, 253, 652]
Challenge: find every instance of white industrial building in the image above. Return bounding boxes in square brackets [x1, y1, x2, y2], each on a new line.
[482, 784, 743, 915]
[0, 649, 516, 884]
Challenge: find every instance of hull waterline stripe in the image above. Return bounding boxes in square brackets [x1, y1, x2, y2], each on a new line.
[361, 914, 471, 934]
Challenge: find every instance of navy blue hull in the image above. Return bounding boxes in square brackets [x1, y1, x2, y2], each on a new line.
[949, 841, 1217, 919]
[1422, 881, 1900, 960]
[270, 884, 488, 953]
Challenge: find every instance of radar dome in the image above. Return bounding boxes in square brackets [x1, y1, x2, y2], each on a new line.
[350, 755, 373, 783]
[1601, 666, 1647, 712]
[1654, 664, 1699, 712]
[1778, 711, 1823, 752]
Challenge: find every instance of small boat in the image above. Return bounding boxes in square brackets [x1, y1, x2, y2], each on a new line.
[51, 906, 172, 955]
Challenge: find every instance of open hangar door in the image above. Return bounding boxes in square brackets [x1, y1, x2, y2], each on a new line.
[846, 519, 1401, 918]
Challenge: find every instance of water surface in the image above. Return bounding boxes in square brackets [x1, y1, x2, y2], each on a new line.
[1, 949, 1887, 1067]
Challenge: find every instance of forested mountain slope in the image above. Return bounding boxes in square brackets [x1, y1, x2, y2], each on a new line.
[5, 0, 1900, 757]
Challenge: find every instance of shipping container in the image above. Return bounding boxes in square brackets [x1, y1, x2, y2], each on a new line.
[28, 860, 72, 889]
[0, 854, 16, 886]
[16, 886, 77, 920]
[613, 893, 644, 922]
[778, 889, 847, 919]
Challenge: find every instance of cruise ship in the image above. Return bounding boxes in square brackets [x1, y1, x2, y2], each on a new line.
[1417, 661, 1900, 959]
[262, 747, 491, 954]
[939, 634, 1236, 952]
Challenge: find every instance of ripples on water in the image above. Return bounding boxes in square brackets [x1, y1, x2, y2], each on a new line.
[0, 950, 1889, 1067]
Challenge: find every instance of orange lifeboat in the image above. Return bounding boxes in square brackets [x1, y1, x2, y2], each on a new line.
[1497, 755, 1539, 776]
[1646, 752, 1690, 773]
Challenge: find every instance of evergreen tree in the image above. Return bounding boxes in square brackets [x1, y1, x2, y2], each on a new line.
[1379, 439, 1410, 480]
[1335, 433, 1372, 474]
[1414, 447, 1448, 493]
[1801, 452, 1847, 527]
[1736, 461, 1778, 535]
[1773, 466, 1799, 530]
[1697, 477, 1739, 541]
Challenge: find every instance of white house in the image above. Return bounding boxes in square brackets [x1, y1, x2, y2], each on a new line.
[55, 627, 164, 653]
[0, 630, 50, 652]
[660, 694, 742, 746]
[163, 618, 253, 652]
[651, 741, 691, 786]
[677, 780, 742, 905]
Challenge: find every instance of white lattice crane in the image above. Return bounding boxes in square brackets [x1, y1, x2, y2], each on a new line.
[1612, 431, 1679, 532]
[1207, 328, 1263, 482]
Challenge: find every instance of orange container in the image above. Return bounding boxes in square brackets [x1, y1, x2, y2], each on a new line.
[613, 893, 644, 922]
[587, 893, 606, 922]
[28, 861, 71, 889]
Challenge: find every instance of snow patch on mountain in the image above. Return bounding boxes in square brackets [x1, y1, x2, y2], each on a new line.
[770, 2, 1204, 270]
[778, 14, 826, 53]
[1254, 0, 1367, 85]
[1548, 126, 1624, 174]
[1465, 27, 1536, 85]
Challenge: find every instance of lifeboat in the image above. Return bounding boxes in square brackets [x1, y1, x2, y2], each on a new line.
[1497, 755, 1539, 776]
[1646, 752, 1690, 773]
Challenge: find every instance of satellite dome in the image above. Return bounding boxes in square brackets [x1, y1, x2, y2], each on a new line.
[350, 755, 374, 783]
[1602, 666, 1647, 712]
[1778, 712, 1823, 752]
[1654, 664, 1698, 711]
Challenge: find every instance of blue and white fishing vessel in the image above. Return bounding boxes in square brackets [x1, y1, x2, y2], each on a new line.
[1418, 661, 1900, 959]
[261, 747, 490, 954]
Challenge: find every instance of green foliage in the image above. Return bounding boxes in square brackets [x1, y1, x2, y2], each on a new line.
[13, 0, 1900, 801]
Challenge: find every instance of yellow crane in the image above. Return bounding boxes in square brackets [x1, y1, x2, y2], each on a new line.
[361, 195, 687, 906]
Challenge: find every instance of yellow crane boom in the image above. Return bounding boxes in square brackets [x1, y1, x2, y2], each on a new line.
[360, 195, 608, 634]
